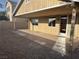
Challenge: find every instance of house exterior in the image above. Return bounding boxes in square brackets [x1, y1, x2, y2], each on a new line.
[13, 0, 79, 39]
[13, 0, 79, 55]
[6, 0, 28, 29]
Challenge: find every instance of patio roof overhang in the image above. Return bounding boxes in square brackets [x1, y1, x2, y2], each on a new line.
[15, 3, 79, 18]
[61, 0, 79, 2]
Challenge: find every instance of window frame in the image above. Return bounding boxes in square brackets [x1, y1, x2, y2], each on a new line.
[48, 17, 56, 27]
[26, 0, 30, 4]
[32, 19, 39, 25]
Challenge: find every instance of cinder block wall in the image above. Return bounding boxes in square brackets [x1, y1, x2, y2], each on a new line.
[13, 17, 28, 29]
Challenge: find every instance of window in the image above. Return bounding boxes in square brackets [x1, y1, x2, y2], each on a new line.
[32, 19, 38, 25]
[48, 18, 56, 27]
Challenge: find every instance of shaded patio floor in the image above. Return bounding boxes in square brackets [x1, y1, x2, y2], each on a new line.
[0, 26, 64, 59]
[0, 21, 79, 59]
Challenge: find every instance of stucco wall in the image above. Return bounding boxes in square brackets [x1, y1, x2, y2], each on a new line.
[29, 17, 60, 36]
[74, 15, 79, 39]
[29, 15, 79, 38]
[29, 19, 33, 31]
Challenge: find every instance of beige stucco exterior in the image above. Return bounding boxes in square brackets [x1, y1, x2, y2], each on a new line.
[74, 15, 79, 39]
[29, 15, 79, 39]
[75, 24, 79, 39]
[14, 0, 79, 39]
[29, 17, 60, 36]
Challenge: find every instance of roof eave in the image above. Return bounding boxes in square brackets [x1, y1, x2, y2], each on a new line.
[13, 0, 24, 16]
[15, 3, 71, 17]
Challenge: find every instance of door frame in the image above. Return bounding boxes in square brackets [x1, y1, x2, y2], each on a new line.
[59, 16, 68, 37]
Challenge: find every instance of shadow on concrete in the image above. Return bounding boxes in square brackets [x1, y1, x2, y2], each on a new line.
[0, 28, 72, 59]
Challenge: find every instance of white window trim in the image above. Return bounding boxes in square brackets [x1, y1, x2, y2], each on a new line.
[32, 18, 39, 25]
[49, 18, 56, 22]
[48, 17, 56, 27]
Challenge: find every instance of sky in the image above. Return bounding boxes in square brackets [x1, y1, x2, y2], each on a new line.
[0, 0, 18, 12]
[0, 0, 6, 11]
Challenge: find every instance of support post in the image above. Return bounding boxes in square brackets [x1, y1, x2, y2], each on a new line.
[69, 1, 77, 56]
[14, 18, 16, 30]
